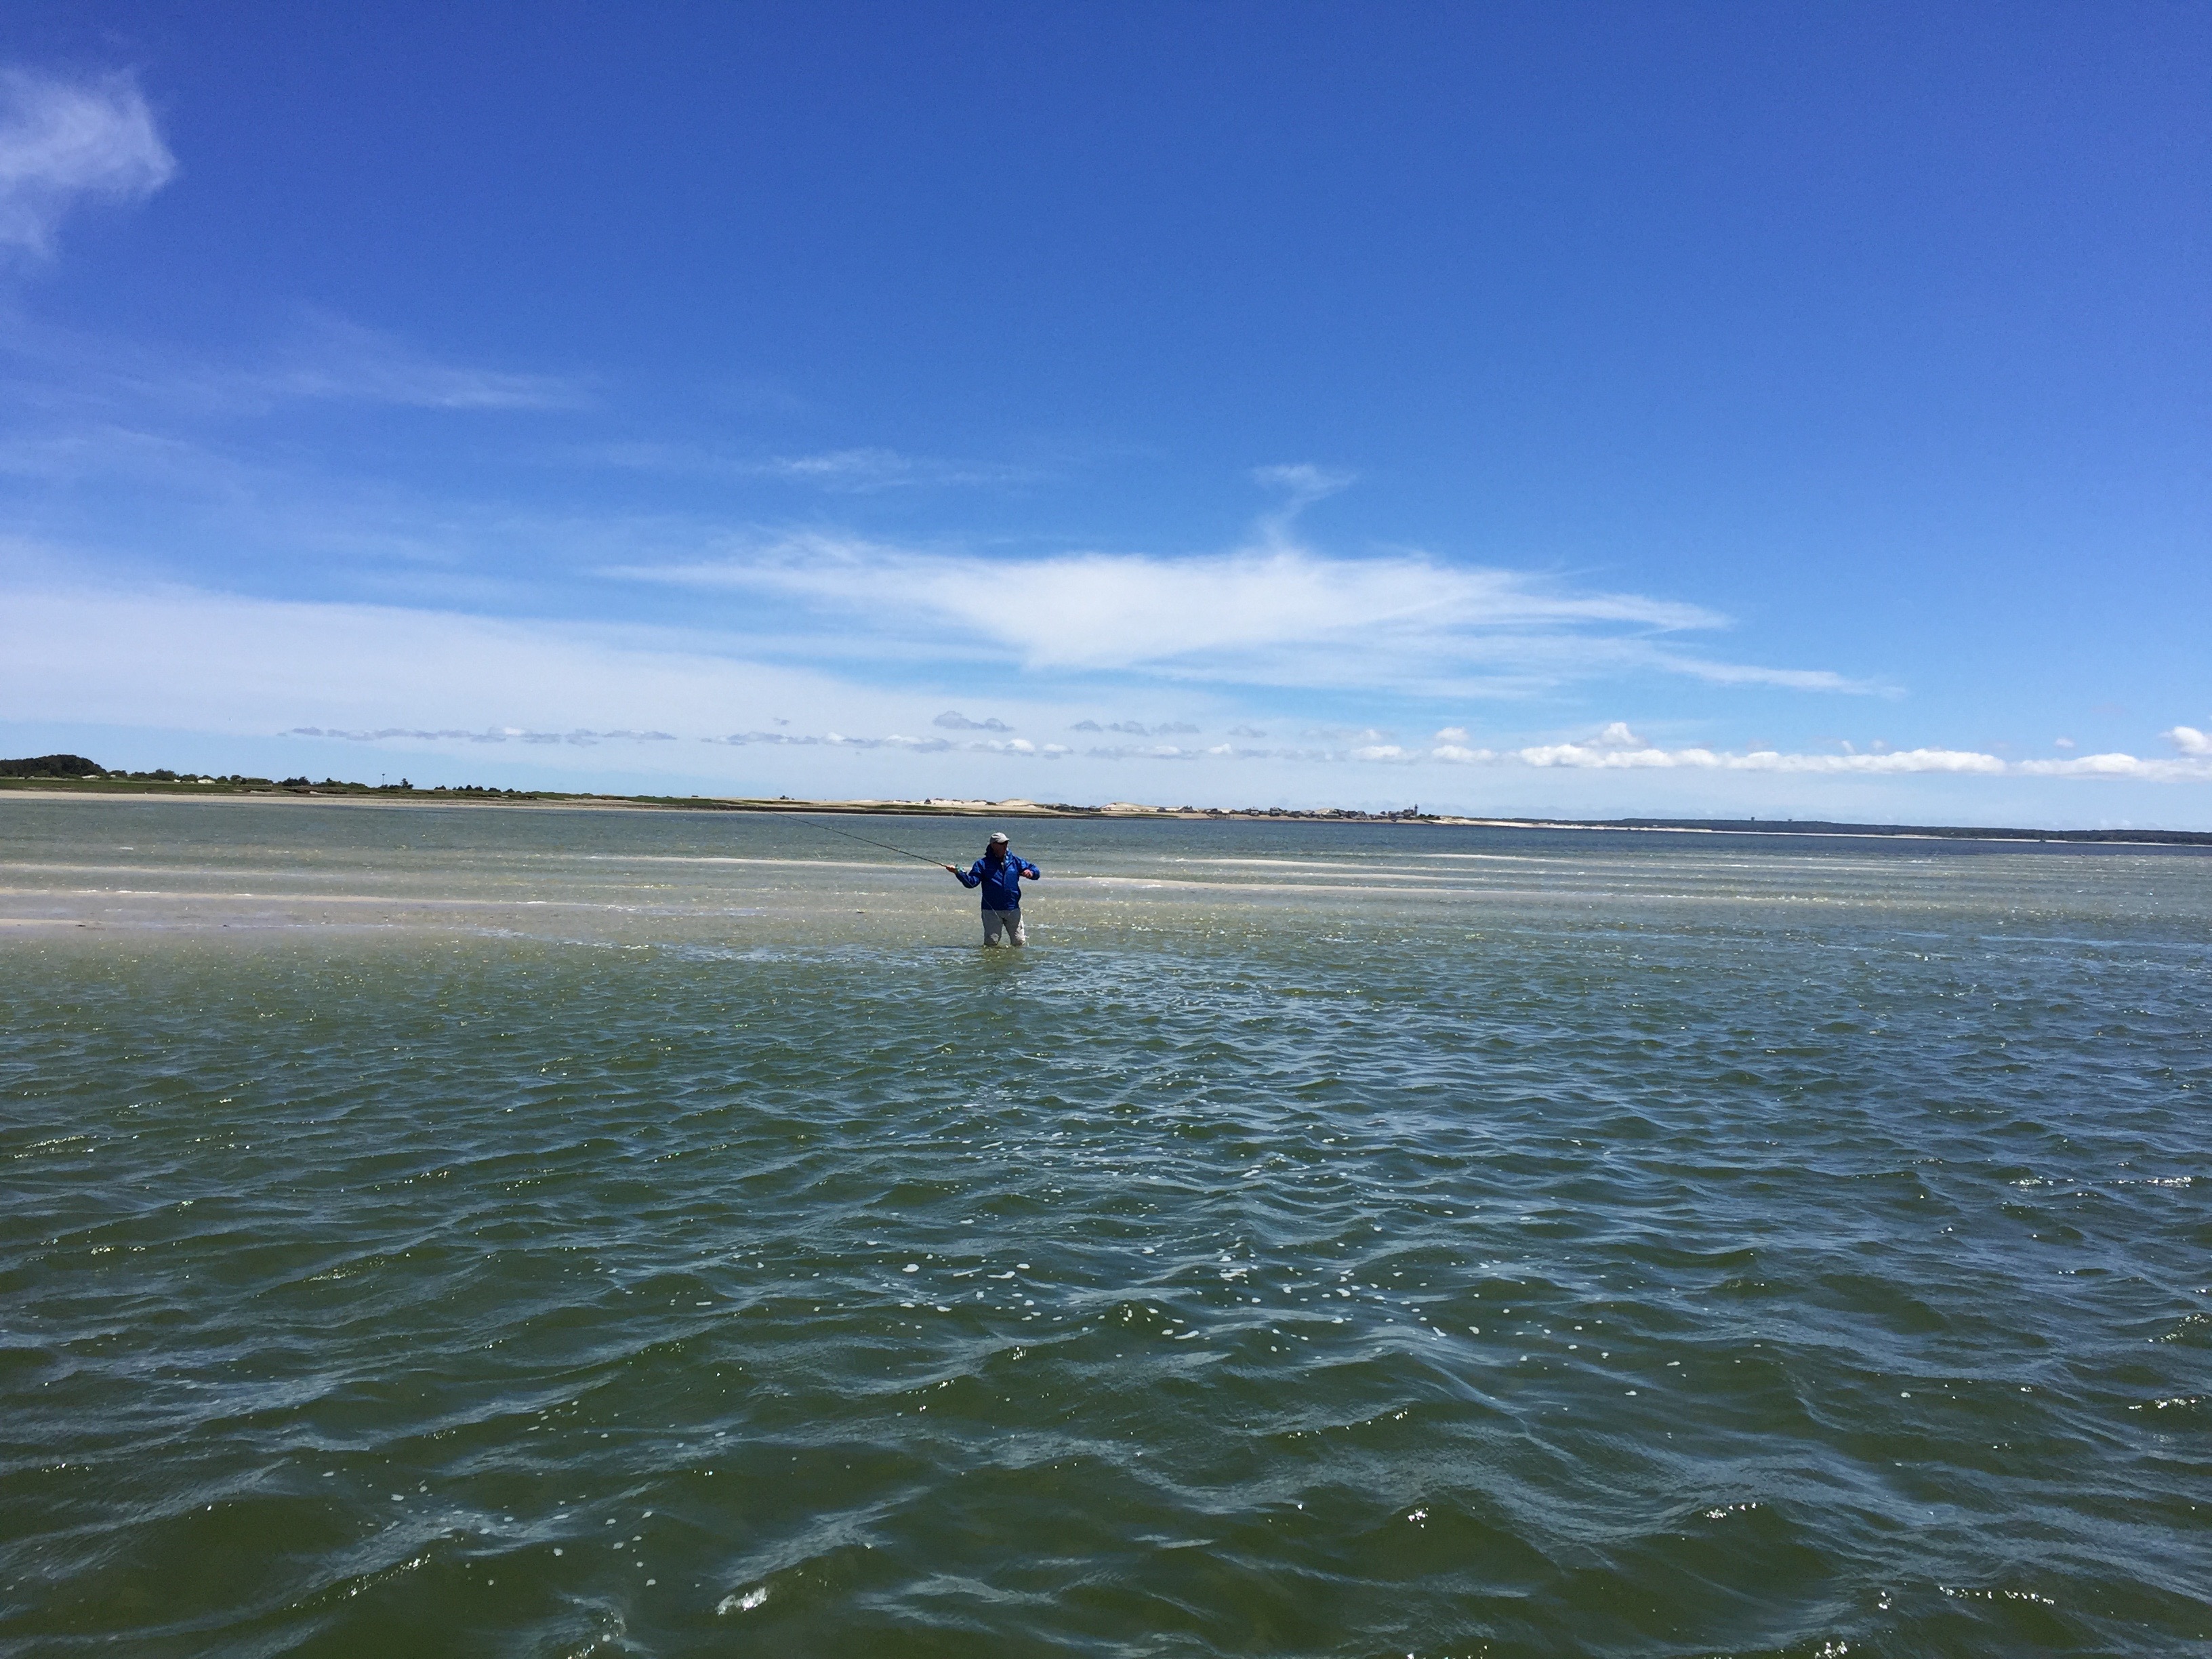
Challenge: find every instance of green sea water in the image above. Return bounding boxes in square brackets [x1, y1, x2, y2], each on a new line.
[1, 798, 2207, 1657]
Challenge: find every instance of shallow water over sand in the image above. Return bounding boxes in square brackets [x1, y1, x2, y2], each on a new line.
[3, 798, 2208, 1656]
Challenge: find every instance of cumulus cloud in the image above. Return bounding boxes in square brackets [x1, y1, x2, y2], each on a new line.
[934, 710, 1012, 731]
[2166, 725, 2212, 757]
[2012, 751, 2212, 780]
[710, 729, 1062, 757]
[0, 67, 175, 260]
[1500, 741, 2010, 775]
[258, 706, 2212, 784]
[1393, 724, 2212, 782]
[1082, 741, 1225, 760]
[1072, 718, 1200, 736]
[668, 717, 2212, 784]
[712, 729, 948, 752]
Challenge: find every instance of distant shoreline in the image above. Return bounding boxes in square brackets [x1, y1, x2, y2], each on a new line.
[4, 777, 2209, 848]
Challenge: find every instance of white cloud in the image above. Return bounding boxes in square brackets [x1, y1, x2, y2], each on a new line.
[1649, 656, 1871, 693]
[0, 67, 175, 260]
[1072, 718, 1200, 736]
[708, 729, 945, 751]
[0, 380, 1867, 707]
[7, 574, 2209, 801]
[268, 312, 585, 411]
[293, 726, 675, 746]
[586, 443, 1029, 490]
[0, 308, 585, 428]
[1499, 741, 2011, 775]
[0, 576, 869, 735]
[1251, 463, 1355, 529]
[773, 447, 910, 481]
[1399, 724, 2212, 782]
[571, 712, 2212, 785]
[608, 537, 1865, 699]
[933, 710, 1013, 731]
[710, 729, 1007, 754]
[1081, 742, 1217, 761]
[2014, 750, 2212, 780]
[2166, 725, 2212, 757]
[760, 447, 1026, 489]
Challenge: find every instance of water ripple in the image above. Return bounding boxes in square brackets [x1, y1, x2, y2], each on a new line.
[2, 802, 2208, 1654]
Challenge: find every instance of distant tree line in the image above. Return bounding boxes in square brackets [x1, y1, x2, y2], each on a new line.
[0, 757, 282, 784]
[0, 754, 106, 777]
[0, 758, 536, 796]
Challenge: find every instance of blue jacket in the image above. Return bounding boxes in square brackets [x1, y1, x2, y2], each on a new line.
[959, 853, 1038, 909]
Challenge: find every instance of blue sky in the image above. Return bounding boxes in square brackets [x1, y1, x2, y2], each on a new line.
[3, 2, 2207, 823]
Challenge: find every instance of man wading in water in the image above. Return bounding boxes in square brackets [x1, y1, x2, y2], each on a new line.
[945, 831, 1040, 946]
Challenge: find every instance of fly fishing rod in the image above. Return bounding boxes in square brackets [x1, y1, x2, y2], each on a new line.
[808, 816, 955, 867]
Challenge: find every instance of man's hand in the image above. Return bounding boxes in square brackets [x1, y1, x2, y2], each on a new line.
[943, 865, 960, 876]
[1021, 864, 1040, 880]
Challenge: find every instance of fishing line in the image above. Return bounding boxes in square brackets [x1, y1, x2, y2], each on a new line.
[806, 816, 951, 866]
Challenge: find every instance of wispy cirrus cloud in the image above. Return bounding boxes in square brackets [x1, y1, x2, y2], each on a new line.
[0, 308, 587, 437]
[583, 441, 1031, 490]
[0, 67, 175, 261]
[0, 575, 870, 737]
[7, 568, 2207, 798]
[262, 312, 587, 411]
[608, 533, 1872, 698]
[290, 726, 674, 746]
[1252, 462, 1355, 533]
[1652, 656, 1877, 692]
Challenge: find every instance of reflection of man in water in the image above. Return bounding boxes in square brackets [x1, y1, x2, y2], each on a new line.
[945, 831, 1040, 946]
